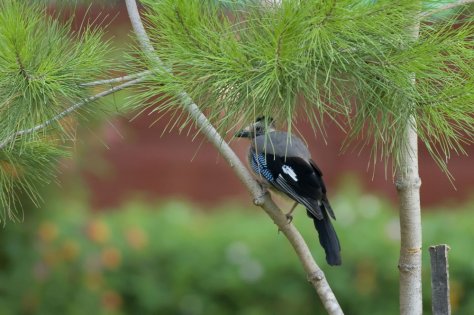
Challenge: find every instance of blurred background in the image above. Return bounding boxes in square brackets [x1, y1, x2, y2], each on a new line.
[0, 2, 473, 315]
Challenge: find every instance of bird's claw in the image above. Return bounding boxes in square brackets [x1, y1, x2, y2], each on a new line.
[277, 215, 293, 234]
[285, 213, 294, 224]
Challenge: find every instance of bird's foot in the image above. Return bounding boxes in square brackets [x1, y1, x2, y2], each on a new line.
[277, 214, 292, 234]
[283, 202, 298, 224]
[285, 213, 294, 224]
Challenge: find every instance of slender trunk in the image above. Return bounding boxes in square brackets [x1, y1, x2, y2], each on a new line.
[395, 10, 423, 313]
[396, 117, 422, 315]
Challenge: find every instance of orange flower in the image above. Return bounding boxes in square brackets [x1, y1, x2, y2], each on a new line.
[37, 221, 59, 243]
[86, 219, 110, 244]
[125, 227, 148, 250]
[101, 290, 122, 311]
[101, 247, 122, 270]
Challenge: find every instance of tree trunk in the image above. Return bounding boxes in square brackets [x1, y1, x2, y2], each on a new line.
[396, 116, 423, 315]
[395, 10, 423, 313]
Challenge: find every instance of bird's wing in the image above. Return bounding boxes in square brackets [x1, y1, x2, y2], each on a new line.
[309, 159, 336, 220]
[309, 160, 336, 220]
[309, 159, 323, 178]
[265, 154, 325, 220]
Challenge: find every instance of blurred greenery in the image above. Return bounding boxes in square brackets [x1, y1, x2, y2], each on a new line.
[0, 183, 473, 315]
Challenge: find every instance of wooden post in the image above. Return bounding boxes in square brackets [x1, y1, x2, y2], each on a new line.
[429, 244, 451, 315]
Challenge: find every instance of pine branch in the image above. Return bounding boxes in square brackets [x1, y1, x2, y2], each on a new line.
[124, 0, 344, 314]
[80, 70, 151, 87]
[421, 0, 474, 18]
[0, 76, 148, 150]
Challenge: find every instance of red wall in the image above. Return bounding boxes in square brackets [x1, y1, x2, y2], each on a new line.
[80, 110, 474, 209]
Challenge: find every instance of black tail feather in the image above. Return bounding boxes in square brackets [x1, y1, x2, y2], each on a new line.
[308, 207, 341, 266]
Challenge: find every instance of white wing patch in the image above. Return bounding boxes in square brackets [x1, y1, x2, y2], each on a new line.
[282, 165, 298, 182]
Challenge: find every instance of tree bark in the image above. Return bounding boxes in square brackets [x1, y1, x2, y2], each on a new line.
[394, 9, 423, 313]
[396, 118, 422, 315]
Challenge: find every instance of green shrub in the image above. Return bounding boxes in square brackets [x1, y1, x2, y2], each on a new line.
[0, 190, 473, 315]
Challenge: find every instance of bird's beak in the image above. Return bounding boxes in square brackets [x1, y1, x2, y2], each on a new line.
[235, 126, 251, 138]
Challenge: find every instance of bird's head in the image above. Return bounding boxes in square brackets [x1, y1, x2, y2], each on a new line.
[235, 116, 275, 139]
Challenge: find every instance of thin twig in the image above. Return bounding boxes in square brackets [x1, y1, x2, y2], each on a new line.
[80, 70, 151, 87]
[420, 0, 474, 18]
[124, 0, 343, 314]
[0, 76, 147, 150]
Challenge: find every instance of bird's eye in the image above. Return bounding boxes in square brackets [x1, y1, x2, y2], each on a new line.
[255, 126, 262, 133]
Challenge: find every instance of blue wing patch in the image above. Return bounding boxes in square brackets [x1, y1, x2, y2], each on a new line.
[250, 152, 274, 182]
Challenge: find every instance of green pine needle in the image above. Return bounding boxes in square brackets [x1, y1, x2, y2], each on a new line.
[0, 0, 112, 146]
[129, 0, 473, 174]
[0, 141, 68, 223]
[0, 0, 113, 221]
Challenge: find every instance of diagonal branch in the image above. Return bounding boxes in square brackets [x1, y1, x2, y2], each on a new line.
[80, 70, 151, 87]
[0, 75, 149, 150]
[124, 0, 343, 314]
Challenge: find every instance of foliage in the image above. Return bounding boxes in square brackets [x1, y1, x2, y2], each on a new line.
[38, 0, 257, 5]
[0, 0, 112, 219]
[0, 0, 111, 143]
[129, 0, 473, 173]
[0, 190, 473, 315]
[0, 142, 68, 222]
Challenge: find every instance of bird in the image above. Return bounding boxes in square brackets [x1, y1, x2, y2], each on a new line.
[236, 116, 341, 266]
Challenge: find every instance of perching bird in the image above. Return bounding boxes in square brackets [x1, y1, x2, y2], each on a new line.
[236, 116, 341, 266]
